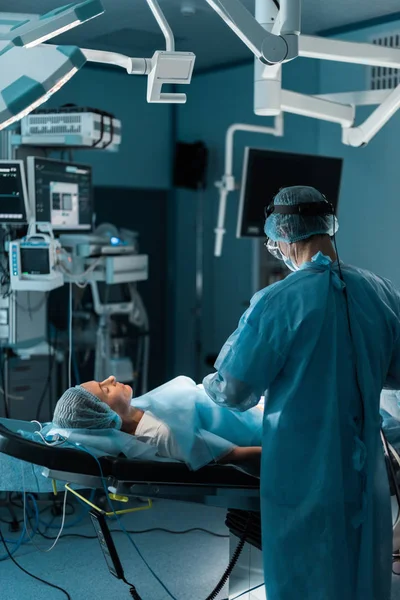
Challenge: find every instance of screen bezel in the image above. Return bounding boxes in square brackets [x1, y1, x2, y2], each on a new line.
[236, 147, 343, 239]
[0, 159, 31, 225]
[27, 156, 93, 232]
[90, 281, 134, 316]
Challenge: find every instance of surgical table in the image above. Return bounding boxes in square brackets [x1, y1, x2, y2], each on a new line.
[0, 422, 260, 510]
[3, 419, 399, 600]
[0, 420, 263, 599]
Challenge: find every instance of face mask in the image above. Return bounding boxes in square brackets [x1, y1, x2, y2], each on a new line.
[281, 245, 299, 272]
[283, 256, 299, 272]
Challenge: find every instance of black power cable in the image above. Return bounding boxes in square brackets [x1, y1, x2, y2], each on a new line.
[0, 524, 71, 600]
[332, 234, 366, 432]
[205, 514, 253, 600]
[124, 577, 142, 600]
[0, 351, 9, 418]
[35, 527, 229, 542]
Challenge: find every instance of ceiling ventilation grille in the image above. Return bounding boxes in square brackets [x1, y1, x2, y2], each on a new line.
[370, 34, 400, 90]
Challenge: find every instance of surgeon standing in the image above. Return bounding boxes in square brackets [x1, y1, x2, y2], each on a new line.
[203, 186, 400, 600]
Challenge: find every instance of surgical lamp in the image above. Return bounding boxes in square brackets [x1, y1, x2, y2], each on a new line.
[2, 0, 104, 48]
[0, 0, 194, 130]
[0, 43, 86, 131]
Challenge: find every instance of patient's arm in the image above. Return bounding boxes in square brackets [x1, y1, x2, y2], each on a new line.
[218, 446, 261, 464]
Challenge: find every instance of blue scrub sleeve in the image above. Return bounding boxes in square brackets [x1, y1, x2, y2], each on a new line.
[203, 299, 286, 411]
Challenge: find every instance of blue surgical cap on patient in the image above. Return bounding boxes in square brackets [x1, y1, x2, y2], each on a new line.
[53, 385, 122, 430]
[264, 185, 339, 243]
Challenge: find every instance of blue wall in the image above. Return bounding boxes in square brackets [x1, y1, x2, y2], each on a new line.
[317, 20, 400, 285]
[45, 66, 173, 189]
[173, 59, 321, 379]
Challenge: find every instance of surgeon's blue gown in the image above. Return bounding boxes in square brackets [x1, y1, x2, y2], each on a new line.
[203, 252, 400, 600]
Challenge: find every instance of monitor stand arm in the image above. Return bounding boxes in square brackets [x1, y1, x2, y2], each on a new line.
[214, 117, 284, 257]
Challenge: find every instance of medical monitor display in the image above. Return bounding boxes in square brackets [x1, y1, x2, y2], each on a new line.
[237, 148, 343, 238]
[28, 157, 93, 231]
[20, 247, 50, 275]
[97, 283, 131, 306]
[0, 161, 29, 224]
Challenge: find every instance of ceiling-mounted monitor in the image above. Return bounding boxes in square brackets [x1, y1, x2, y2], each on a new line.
[237, 148, 343, 238]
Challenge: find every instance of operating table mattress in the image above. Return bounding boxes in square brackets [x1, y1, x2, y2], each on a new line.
[0, 420, 260, 495]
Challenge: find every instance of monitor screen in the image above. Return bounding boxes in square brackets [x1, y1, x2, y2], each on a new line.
[28, 157, 93, 231]
[0, 161, 29, 224]
[20, 247, 50, 275]
[97, 283, 131, 305]
[237, 148, 343, 238]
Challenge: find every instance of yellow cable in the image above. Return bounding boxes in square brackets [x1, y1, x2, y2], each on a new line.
[109, 493, 129, 503]
[104, 500, 152, 517]
[52, 480, 58, 496]
[64, 484, 152, 516]
[65, 484, 102, 513]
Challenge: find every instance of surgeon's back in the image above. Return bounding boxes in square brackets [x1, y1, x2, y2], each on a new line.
[204, 185, 400, 600]
[259, 258, 400, 600]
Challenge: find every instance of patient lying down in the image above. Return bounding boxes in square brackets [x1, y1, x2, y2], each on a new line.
[52, 376, 262, 469]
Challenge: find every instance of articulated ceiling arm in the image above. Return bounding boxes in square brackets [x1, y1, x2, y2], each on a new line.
[296, 36, 400, 146]
[205, 0, 299, 65]
[83, 0, 196, 104]
[299, 35, 400, 69]
[280, 90, 355, 126]
[279, 85, 400, 148]
[214, 117, 284, 257]
[81, 47, 195, 103]
[146, 0, 175, 52]
[258, 0, 279, 30]
[81, 48, 152, 74]
[343, 84, 400, 147]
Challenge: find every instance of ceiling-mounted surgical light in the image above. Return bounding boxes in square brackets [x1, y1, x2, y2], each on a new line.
[4, 0, 104, 49]
[0, 0, 194, 130]
[0, 43, 86, 131]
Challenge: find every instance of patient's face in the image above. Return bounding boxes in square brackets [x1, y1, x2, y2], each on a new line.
[82, 376, 132, 418]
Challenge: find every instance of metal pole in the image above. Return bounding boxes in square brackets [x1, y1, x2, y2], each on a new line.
[194, 187, 204, 383]
[4, 352, 9, 418]
[146, 0, 175, 51]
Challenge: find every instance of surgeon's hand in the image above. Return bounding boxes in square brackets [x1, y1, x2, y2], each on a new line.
[256, 396, 265, 412]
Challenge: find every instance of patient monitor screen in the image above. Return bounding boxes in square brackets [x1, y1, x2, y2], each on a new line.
[30, 157, 93, 231]
[0, 161, 28, 224]
[238, 148, 343, 238]
[20, 248, 50, 275]
[98, 283, 131, 305]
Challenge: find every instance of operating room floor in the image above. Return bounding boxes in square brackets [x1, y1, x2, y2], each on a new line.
[0, 498, 229, 600]
[2, 497, 400, 600]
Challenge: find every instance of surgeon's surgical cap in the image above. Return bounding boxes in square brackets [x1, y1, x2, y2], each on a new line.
[264, 185, 339, 244]
[53, 385, 122, 430]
